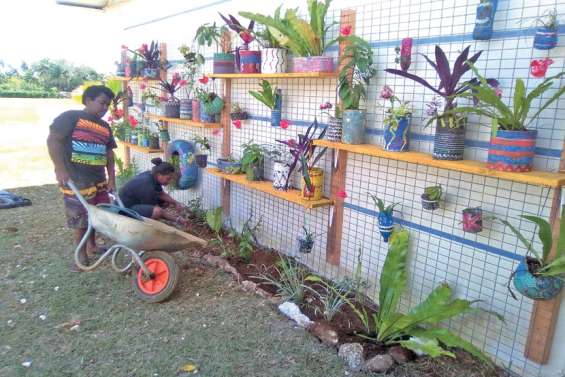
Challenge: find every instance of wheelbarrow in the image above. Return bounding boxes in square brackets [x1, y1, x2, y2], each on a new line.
[67, 180, 206, 303]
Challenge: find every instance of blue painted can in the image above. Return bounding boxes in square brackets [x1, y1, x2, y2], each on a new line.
[166, 140, 199, 189]
[533, 26, 558, 50]
[200, 102, 216, 123]
[384, 116, 410, 152]
[271, 89, 282, 127]
[513, 258, 563, 300]
[473, 0, 498, 40]
[378, 212, 394, 243]
[342, 110, 365, 144]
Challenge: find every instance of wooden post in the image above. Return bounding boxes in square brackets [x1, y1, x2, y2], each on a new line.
[219, 31, 232, 216]
[121, 79, 131, 168]
[325, 9, 356, 266]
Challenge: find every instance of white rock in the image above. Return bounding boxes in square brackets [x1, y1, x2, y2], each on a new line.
[278, 302, 313, 328]
[54, 286, 59, 291]
[39, 315, 47, 321]
[69, 325, 80, 331]
[22, 361, 32, 367]
[19, 298, 27, 304]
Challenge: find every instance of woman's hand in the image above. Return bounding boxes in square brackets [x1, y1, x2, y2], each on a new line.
[175, 202, 184, 212]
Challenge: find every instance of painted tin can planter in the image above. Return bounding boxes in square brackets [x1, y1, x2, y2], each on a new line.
[213, 53, 235, 74]
[377, 212, 394, 243]
[115, 63, 125, 77]
[141, 67, 160, 79]
[179, 99, 193, 120]
[290, 56, 334, 73]
[195, 154, 208, 168]
[130, 133, 138, 145]
[149, 135, 160, 150]
[432, 116, 466, 160]
[301, 168, 324, 201]
[326, 117, 343, 142]
[271, 89, 282, 127]
[261, 48, 287, 73]
[217, 159, 242, 174]
[272, 161, 291, 191]
[384, 116, 410, 152]
[472, 0, 498, 40]
[192, 100, 201, 122]
[487, 129, 537, 172]
[462, 207, 483, 233]
[245, 160, 264, 181]
[297, 236, 314, 254]
[200, 102, 216, 123]
[421, 194, 440, 211]
[513, 257, 564, 300]
[230, 111, 248, 121]
[533, 27, 558, 50]
[239, 50, 261, 73]
[162, 101, 180, 118]
[203, 96, 224, 116]
[342, 110, 365, 144]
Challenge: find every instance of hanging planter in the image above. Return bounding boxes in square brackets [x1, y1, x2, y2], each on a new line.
[192, 100, 201, 122]
[272, 161, 291, 191]
[534, 27, 558, 50]
[200, 102, 216, 123]
[384, 116, 410, 152]
[290, 56, 334, 73]
[162, 100, 180, 118]
[249, 80, 282, 127]
[213, 52, 235, 74]
[203, 95, 224, 116]
[130, 132, 138, 145]
[513, 257, 564, 300]
[342, 110, 365, 144]
[421, 185, 442, 211]
[462, 207, 483, 233]
[472, 0, 498, 40]
[300, 168, 324, 201]
[261, 48, 287, 73]
[487, 129, 537, 172]
[239, 50, 261, 73]
[370, 195, 398, 243]
[432, 116, 466, 160]
[530, 58, 554, 78]
[297, 235, 314, 254]
[115, 62, 125, 77]
[180, 99, 193, 120]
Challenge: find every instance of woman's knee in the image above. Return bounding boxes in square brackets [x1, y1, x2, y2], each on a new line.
[151, 206, 162, 219]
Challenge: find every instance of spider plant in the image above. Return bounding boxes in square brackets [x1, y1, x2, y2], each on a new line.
[254, 254, 308, 304]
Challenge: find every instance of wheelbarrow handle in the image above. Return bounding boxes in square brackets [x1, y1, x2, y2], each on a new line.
[65, 180, 89, 208]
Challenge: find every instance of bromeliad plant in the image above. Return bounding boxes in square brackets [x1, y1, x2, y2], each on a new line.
[249, 80, 280, 110]
[307, 230, 499, 365]
[152, 73, 187, 103]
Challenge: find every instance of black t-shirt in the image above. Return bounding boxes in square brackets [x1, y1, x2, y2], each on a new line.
[49, 110, 116, 188]
[119, 171, 163, 208]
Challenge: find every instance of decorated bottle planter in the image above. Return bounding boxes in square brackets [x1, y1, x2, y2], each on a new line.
[261, 48, 287, 73]
[300, 168, 324, 201]
[130, 132, 138, 145]
[326, 117, 343, 142]
[217, 158, 242, 174]
[513, 257, 564, 300]
[272, 161, 291, 191]
[342, 110, 365, 144]
[534, 26, 558, 50]
[239, 50, 261, 73]
[231, 111, 248, 120]
[115, 63, 125, 77]
[370, 194, 398, 243]
[384, 116, 410, 152]
[487, 129, 537, 172]
[472, 0, 498, 40]
[179, 99, 193, 120]
[462, 207, 483, 233]
[200, 102, 216, 123]
[192, 100, 201, 122]
[162, 100, 180, 118]
[421, 185, 442, 211]
[433, 116, 466, 160]
[290, 56, 334, 73]
[124, 127, 132, 143]
[213, 52, 236, 74]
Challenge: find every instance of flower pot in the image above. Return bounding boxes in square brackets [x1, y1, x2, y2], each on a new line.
[192, 100, 200, 122]
[530, 58, 553, 78]
[213, 52, 236, 74]
[115, 63, 125, 77]
[203, 96, 224, 115]
[195, 154, 208, 168]
[472, 0, 498, 40]
[384, 116, 410, 152]
[230, 112, 248, 121]
[162, 101, 180, 118]
[421, 193, 439, 211]
[128, 61, 138, 77]
[378, 212, 394, 243]
[200, 102, 216, 123]
[239, 50, 261, 73]
[432, 116, 466, 160]
[301, 167, 324, 201]
[159, 128, 170, 143]
[217, 159, 241, 174]
[141, 67, 160, 79]
[273, 161, 291, 191]
[149, 135, 160, 149]
[462, 207, 482, 233]
[290, 56, 334, 73]
[326, 117, 342, 142]
[297, 236, 314, 254]
[513, 257, 564, 300]
[245, 160, 264, 181]
[487, 129, 537, 172]
[271, 109, 282, 128]
[130, 133, 138, 145]
[533, 26, 558, 50]
[261, 48, 287, 73]
[342, 110, 365, 144]
[180, 99, 193, 120]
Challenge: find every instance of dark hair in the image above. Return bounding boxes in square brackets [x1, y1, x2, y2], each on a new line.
[151, 157, 175, 175]
[82, 85, 115, 105]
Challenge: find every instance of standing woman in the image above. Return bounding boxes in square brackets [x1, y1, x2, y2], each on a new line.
[119, 158, 187, 225]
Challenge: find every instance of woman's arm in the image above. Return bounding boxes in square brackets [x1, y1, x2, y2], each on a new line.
[158, 191, 183, 209]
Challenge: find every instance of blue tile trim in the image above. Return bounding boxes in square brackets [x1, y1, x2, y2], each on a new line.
[344, 202, 522, 261]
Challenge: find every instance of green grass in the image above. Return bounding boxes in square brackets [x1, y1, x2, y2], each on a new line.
[0, 185, 346, 377]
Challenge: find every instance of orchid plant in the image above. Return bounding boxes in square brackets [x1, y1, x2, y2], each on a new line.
[380, 85, 412, 129]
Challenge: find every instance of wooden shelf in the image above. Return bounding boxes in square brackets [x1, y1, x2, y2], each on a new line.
[119, 141, 163, 153]
[206, 168, 333, 209]
[109, 76, 160, 82]
[208, 72, 337, 79]
[144, 114, 221, 129]
[314, 140, 565, 188]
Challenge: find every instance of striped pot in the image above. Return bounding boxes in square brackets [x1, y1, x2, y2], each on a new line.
[162, 101, 180, 118]
[487, 129, 537, 172]
[513, 257, 563, 300]
[432, 116, 466, 160]
[179, 99, 192, 120]
[261, 48, 287, 73]
[472, 0, 498, 40]
[533, 27, 558, 50]
[213, 53, 235, 74]
[326, 117, 343, 142]
[377, 212, 394, 243]
[384, 116, 410, 152]
[191, 100, 200, 122]
[290, 56, 334, 73]
[239, 50, 261, 73]
[342, 110, 365, 144]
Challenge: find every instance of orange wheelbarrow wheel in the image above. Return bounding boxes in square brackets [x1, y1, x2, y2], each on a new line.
[131, 251, 180, 303]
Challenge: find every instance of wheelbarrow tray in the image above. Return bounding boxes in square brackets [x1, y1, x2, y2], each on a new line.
[87, 204, 206, 252]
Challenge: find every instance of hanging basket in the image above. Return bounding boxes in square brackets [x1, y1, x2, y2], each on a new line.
[513, 257, 564, 300]
[195, 154, 208, 168]
[421, 194, 440, 211]
[200, 102, 216, 123]
[230, 111, 248, 121]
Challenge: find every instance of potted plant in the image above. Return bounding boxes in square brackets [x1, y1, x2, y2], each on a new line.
[500, 205, 565, 300]
[219, 13, 259, 73]
[369, 194, 398, 242]
[217, 155, 242, 174]
[240, 0, 336, 73]
[462, 207, 483, 233]
[241, 141, 266, 181]
[193, 136, 211, 168]
[473, 0, 498, 40]
[194, 23, 234, 74]
[386, 45, 486, 160]
[319, 102, 342, 142]
[122, 42, 161, 79]
[380, 85, 412, 152]
[265, 144, 293, 191]
[195, 79, 224, 123]
[230, 103, 248, 120]
[338, 34, 377, 144]
[452, 65, 564, 172]
[533, 9, 559, 50]
[140, 88, 161, 114]
[276, 119, 328, 200]
[252, 10, 288, 73]
[297, 226, 315, 254]
[421, 185, 442, 211]
[152, 73, 187, 119]
[249, 80, 282, 127]
[178, 45, 205, 120]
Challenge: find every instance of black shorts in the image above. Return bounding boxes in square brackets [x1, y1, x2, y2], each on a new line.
[130, 204, 155, 218]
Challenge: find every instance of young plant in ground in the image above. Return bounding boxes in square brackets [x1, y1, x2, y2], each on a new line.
[115, 157, 137, 188]
[206, 207, 228, 254]
[254, 254, 308, 304]
[186, 197, 206, 224]
[249, 80, 279, 110]
[228, 211, 262, 263]
[307, 277, 352, 321]
[307, 230, 499, 366]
